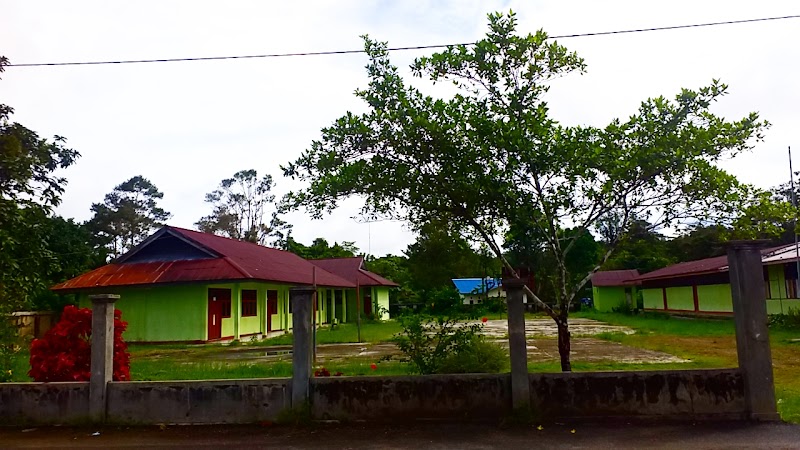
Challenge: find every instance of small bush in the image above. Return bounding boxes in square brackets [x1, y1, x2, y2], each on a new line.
[28, 305, 130, 382]
[437, 337, 508, 374]
[0, 310, 21, 382]
[612, 302, 638, 316]
[769, 307, 800, 329]
[394, 314, 484, 374]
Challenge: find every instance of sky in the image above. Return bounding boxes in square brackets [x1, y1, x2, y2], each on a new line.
[2, 1, 798, 257]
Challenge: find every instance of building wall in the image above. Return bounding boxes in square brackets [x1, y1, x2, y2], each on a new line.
[642, 288, 664, 310]
[592, 286, 626, 312]
[696, 284, 732, 312]
[374, 286, 390, 320]
[665, 286, 694, 311]
[79, 284, 207, 342]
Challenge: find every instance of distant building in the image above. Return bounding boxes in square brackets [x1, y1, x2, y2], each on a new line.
[452, 278, 505, 305]
[591, 270, 640, 312]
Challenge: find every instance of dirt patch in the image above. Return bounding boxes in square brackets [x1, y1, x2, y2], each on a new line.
[136, 318, 682, 366]
[478, 318, 634, 338]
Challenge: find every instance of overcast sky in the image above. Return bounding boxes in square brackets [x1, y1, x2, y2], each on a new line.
[2, 1, 798, 257]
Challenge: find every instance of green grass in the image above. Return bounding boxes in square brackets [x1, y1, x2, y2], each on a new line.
[131, 358, 414, 381]
[573, 310, 736, 337]
[254, 321, 403, 346]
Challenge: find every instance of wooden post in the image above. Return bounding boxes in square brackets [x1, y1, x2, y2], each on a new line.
[727, 241, 780, 421]
[89, 294, 119, 422]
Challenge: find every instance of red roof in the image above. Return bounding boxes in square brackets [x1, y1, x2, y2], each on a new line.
[52, 226, 355, 291]
[310, 257, 399, 287]
[636, 256, 728, 282]
[592, 270, 640, 287]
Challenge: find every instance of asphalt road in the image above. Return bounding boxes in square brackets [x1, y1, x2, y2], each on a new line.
[2, 421, 800, 449]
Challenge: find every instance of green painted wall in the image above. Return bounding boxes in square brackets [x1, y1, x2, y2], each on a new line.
[665, 286, 694, 311]
[767, 299, 800, 315]
[696, 284, 732, 312]
[642, 288, 663, 310]
[79, 284, 207, 342]
[592, 286, 625, 312]
[375, 287, 390, 320]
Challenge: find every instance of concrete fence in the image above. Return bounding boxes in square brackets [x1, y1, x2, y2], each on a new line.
[0, 241, 777, 426]
[0, 369, 745, 425]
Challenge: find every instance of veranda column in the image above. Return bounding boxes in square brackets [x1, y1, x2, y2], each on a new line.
[502, 278, 530, 410]
[727, 241, 779, 420]
[89, 294, 119, 422]
[290, 285, 315, 407]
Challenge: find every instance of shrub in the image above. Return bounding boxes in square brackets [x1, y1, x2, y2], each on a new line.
[28, 305, 130, 382]
[437, 337, 508, 374]
[394, 314, 484, 374]
[0, 309, 21, 382]
[769, 307, 800, 329]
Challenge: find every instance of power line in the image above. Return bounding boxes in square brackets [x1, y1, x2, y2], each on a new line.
[6, 14, 800, 68]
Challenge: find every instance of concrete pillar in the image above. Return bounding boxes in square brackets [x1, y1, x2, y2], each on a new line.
[727, 241, 780, 421]
[502, 278, 530, 410]
[89, 294, 119, 422]
[290, 286, 315, 407]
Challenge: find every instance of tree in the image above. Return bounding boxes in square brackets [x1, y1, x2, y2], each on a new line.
[87, 176, 171, 258]
[1, 55, 80, 380]
[282, 12, 772, 371]
[404, 220, 496, 292]
[196, 169, 290, 246]
[284, 236, 358, 259]
[603, 220, 675, 273]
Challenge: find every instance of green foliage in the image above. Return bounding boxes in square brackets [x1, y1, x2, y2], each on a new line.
[87, 175, 171, 258]
[0, 316, 21, 382]
[282, 12, 769, 372]
[418, 287, 464, 316]
[196, 169, 290, 247]
[0, 56, 89, 315]
[438, 337, 508, 374]
[394, 314, 483, 374]
[404, 220, 498, 292]
[769, 308, 800, 329]
[285, 236, 358, 259]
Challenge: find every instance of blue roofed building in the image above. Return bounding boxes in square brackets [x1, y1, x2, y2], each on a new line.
[452, 278, 506, 305]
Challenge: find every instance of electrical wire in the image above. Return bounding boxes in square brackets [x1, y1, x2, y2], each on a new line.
[6, 14, 800, 68]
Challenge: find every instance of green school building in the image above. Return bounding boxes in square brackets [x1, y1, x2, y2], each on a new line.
[591, 270, 640, 312]
[603, 244, 800, 316]
[52, 226, 396, 342]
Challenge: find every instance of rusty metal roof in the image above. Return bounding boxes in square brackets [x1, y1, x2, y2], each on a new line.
[591, 270, 640, 287]
[52, 226, 355, 291]
[310, 257, 399, 287]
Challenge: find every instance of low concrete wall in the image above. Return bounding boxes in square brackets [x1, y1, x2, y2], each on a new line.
[312, 373, 509, 420]
[0, 382, 90, 425]
[312, 369, 745, 421]
[530, 369, 745, 420]
[0, 369, 745, 425]
[107, 378, 291, 424]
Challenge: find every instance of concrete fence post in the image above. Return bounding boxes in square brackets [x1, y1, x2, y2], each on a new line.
[726, 241, 780, 421]
[290, 286, 315, 408]
[89, 294, 119, 422]
[502, 278, 530, 410]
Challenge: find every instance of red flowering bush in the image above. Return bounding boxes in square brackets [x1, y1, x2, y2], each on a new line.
[28, 305, 130, 382]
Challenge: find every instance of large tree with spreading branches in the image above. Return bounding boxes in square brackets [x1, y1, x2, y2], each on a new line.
[283, 12, 781, 371]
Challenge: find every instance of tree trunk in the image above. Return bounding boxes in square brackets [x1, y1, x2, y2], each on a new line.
[556, 316, 572, 372]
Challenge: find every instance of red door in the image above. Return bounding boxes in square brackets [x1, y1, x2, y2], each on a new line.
[364, 293, 372, 316]
[267, 290, 278, 332]
[208, 288, 230, 340]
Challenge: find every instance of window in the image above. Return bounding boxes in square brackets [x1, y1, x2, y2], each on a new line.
[221, 299, 231, 318]
[242, 290, 258, 317]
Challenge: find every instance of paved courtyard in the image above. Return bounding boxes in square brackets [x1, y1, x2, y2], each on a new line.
[204, 318, 686, 365]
